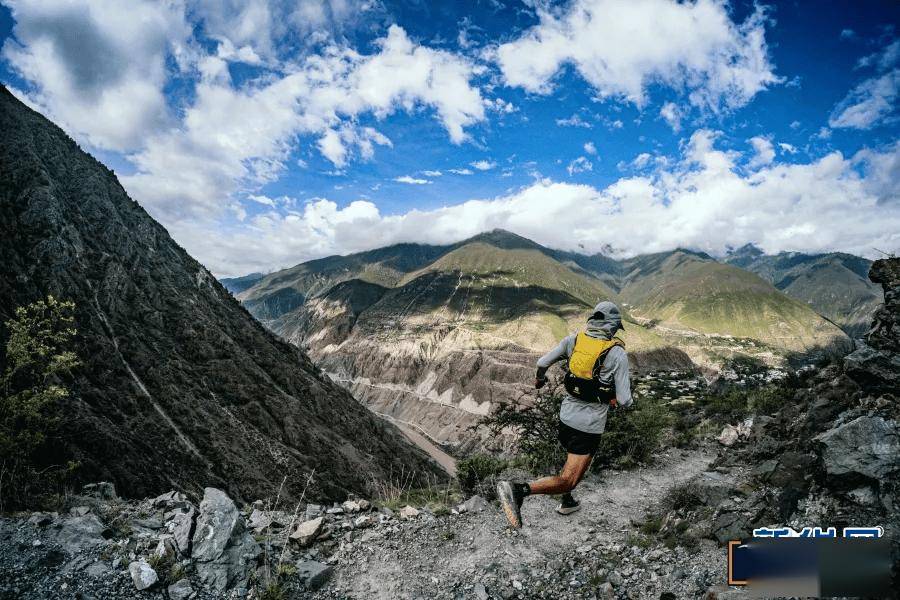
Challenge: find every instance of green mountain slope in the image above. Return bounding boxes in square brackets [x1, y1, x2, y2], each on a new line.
[619, 250, 849, 353]
[725, 245, 882, 337]
[236, 231, 849, 451]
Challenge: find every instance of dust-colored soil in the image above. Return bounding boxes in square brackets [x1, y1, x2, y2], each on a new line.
[315, 448, 726, 599]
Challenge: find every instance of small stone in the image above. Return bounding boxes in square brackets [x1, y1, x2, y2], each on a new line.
[128, 561, 158, 591]
[717, 425, 739, 447]
[69, 506, 91, 517]
[305, 504, 324, 520]
[31, 539, 42, 547]
[474, 582, 489, 600]
[296, 560, 333, 591]
[167, 578, 194, 600]
[608, 571, 623, 586]
[398, 505, 419, 520]
[576, 544, 592, 554]
[353, 515, 373, 529]
[290, 516, 325, 546]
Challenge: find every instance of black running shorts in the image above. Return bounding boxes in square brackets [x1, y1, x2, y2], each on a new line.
[558, 420, 602, 455]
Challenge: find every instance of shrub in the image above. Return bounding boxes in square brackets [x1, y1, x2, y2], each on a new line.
[481, 394, 566, 474]
[593, 401, 671, 469]
[482, 393, 671, 474]
[457, 454, 515, 495]
[0, 296, 80, 511]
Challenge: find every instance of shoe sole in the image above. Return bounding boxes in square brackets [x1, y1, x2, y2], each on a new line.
[556, 504, 581, 515]
[496, 482, 522, 528]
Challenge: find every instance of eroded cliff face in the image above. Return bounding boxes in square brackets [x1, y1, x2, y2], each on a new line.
[269, 272, 698, 452]
[0, 86, 445, 503]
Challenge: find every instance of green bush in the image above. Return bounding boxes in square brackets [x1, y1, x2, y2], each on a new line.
[481, 394, 566, 474]
[0, 296, 80, 511]
[457, 453, 514, 494]
[481, 393, 671, 474]
[593, 401, 671, 469]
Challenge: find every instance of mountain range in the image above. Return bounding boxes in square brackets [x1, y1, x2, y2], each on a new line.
[229, 229, 865, 451]
[0, 85, 444, 503]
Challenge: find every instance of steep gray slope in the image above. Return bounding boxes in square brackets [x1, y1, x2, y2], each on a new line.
[0, 85, 444, 503]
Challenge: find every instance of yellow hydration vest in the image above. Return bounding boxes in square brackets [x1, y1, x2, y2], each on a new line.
[564, 332, 625, 403]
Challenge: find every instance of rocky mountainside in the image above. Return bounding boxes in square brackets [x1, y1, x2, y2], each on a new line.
[1, 263, 894, 599]
[236, 231, 847, 451]
[220, 273, 265, 295]
[725, 244, 883, 337]
[0, 85, 444, 504]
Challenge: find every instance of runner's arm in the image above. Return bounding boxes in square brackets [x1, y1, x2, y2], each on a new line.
[608, 346, 633, 408]
[535, 335, 572, 381]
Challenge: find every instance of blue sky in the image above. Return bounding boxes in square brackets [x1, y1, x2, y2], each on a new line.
[1, 0, 898, 276]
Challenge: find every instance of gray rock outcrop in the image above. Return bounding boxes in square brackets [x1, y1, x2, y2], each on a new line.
[191, 488, 260, 591]
[816, 416, 900, 480]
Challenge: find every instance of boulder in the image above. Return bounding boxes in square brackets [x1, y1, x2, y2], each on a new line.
[153, 535, 177, 561]
[167, 578, 194, 600]
[152, 491, 188, 510]
[815, 416, 900, 480]
[248, 509, 272, 531]
[353, 515, 373, 529]
[128, 561, 158, 591]
[296, 560, 333, 591]
[53, 514, 107, 553]
[290, 516, 324, 546]
[717, 425, 739, 447]
[82, 482, 117, 500]
[191, 488, 260, 591]
[304, 504, 324, 520]
[168, 507, 196, 557]
[458, 495, 490, 514]
[398, 505, 419, 520]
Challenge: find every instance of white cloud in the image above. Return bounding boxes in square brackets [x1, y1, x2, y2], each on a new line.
[449, 168, 474, 175]
[395, 175, 431, 184]
[747, 136, 775, 169]
[583, 142, 597, 155]
[247, 194, 277, 207]
[555, 114, 592, 128]
[789, 120, 801, 130]
[495, 0, 779, 112]
[121, 24, 485, 221]
[830, 40, 899, 130]
[422, 170, 443, 177]
[840, 28, 855, 40]
[471, 160, 497, 170]
[778, 142, 797, 154]
[659, 102, 682, 132]
[191, 134, 899, 276]
[2, 0, 191, 151]
[567, 156, 593, 175]
[829, 70, 899, 130]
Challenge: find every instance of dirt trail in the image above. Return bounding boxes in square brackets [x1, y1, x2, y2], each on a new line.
[321, 448, 715, 599]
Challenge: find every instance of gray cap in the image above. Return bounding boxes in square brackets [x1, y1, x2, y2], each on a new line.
[591, 300, 624, 329]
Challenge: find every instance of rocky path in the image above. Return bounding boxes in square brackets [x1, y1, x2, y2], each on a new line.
[315, 448, 723, 599]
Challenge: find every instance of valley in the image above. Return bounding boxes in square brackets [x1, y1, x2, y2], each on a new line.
[229, 230, 855, 454]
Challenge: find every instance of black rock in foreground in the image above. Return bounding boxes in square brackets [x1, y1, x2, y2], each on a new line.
[0, 85, 444, 503]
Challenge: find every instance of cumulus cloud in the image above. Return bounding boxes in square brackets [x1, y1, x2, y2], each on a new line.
[495, 0, 780, 112]
[659, 101, 682, 132]
[395, 175, 431, 184]
[449, 168, 474, 175]
[583, 142, 597, 155]
[830, 40, 899, 130]
[191, 134, 900, 276]
[556, 114, 593, 128]
[566, 156, 593, 175]
[471, 160, 497, 170]
[422, 170, 443, 177]
[121, 24, 485, 220]
[2, 0, 191, 151]
[747, 136, 775, 169]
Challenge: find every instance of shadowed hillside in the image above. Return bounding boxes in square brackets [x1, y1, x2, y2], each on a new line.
[0, 85, 445, 504]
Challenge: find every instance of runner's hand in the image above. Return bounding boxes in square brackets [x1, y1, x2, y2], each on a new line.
[609, 397, 618, 409]
[534, 377, 547, 389]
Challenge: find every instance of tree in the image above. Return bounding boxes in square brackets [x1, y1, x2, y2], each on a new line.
[0, 296, 80, 510]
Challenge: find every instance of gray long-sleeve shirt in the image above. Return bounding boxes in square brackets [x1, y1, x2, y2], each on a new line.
[536, 333, 632, 434]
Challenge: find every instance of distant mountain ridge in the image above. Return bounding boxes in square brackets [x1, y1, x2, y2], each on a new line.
[724, 244, 882, 337]
[0, 85, 444, 503]
[233, 229, 850, 450]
